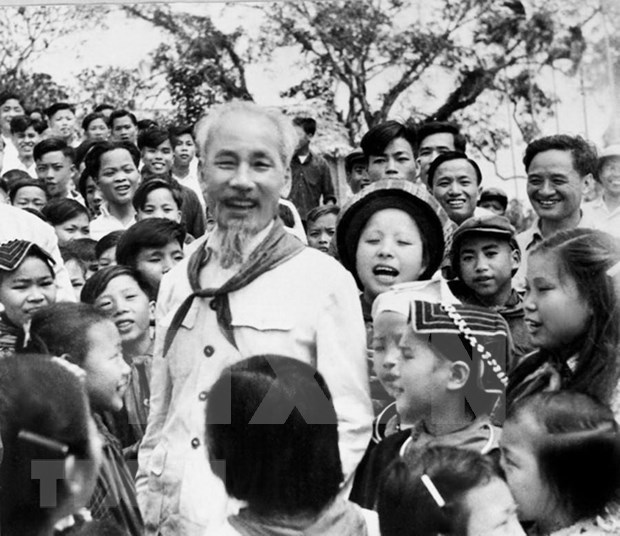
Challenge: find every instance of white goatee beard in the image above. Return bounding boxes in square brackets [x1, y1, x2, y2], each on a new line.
[218, 219, 257, 269]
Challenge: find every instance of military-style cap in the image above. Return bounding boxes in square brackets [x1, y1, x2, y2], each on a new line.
[478, 187, 508, 211]
[344, 148, 366, 173]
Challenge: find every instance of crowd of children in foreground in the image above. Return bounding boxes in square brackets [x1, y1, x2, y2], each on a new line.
[1, 96, 620, 536]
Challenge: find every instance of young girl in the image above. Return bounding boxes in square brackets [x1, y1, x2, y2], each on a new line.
[41, 198, 91, 246]
[336, 179, 455, 413]
[0, 356, 102, 536]
[81, 265, 154, 458]
[306, 204, 339, 253]
[207, 355, 380, 535]
[507, 229, 620, 413]
[0, 239, 57, 358]
[501, 391, 620, 535]
[378, 445, 525, 536]
[26, 302, 143, 535]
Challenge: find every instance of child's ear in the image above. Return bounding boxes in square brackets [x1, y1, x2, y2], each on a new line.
[148, 300, 156, 322]
[510, 247, 521, 272]
[447, 361, 470, 391]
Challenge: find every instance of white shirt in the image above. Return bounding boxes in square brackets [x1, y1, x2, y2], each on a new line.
[172, 159, 206, 210]
[89, 203, 136, 241]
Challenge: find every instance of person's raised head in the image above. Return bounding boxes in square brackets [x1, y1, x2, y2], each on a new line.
[45, 102, 76, 142]
[428, 151, 482, 225]
[109, 110, 138, 144]
[33, 138, 76, 199]
[0, 91, 25, 137]
[27, 302, 130, 414]
[416, 121, 466, 186]
[138, 126, 174, 178]
[361, 120, 417, 183]
[523, 134, 597, 226]
[306, 204, 340, 254]
[0, 355, 102, 536]
[194, 100, 297, 237]
[524, 228, 620, 404]
[0, 239, 56, 328]
[133, 177, 183, 223]
[336, 180, 450, 304]
[9, 178, 48, 212]
[378, 445, 524, 536]
[206, 354, 342, 517]
[115, 218, 185, 297]
[502, 391, 620, 532]
[81, 112, 110, 142]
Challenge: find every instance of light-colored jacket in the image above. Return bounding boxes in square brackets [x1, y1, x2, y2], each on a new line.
[136, 242, 373, 535]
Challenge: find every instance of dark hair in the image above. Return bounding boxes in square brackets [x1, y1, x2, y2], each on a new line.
[0, 91, 23, 109]
[170, 124, 194, 146]
[80, 264, 150, 305]
[84, 140, 140, 179]
[93, 103, 114, 114]
[427, 151, 482, 188]
[361, 120, 417, 157]
[2, 169, 33, 188]
[417, 121, 467, 155]
[137, 126, 170, 151]
[60, 238, 97, 267]
[137, 119, 158, 132]
[95, 231, 124, 260]
[8, 178, 47, 203]
[0, 356, 93, 535]
[81, 112, 108, 131]
[378, 446, 499, 536]
[132, 178, 183, 211]
[41, 198, 90, 226]
[528, 228, 620, 404]
[45, 102, 75, 119]
[109, 109, 137, 128]
[115, 218, 186, 269]
[206, 355, 342, 517]
[75, 140, 99, 170]
[9, 115, 45, 135]
[292, 116, 317, 137]
[306, 204, 340, 226]
[33, 137, 75, 163]
[27, 303, 109, 367]
[508, 391, 620, 521]
[523, 134, 597, 177]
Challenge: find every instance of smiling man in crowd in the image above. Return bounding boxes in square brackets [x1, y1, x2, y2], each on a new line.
[513, 134, 598, 288]
[136, 101, 372, 535]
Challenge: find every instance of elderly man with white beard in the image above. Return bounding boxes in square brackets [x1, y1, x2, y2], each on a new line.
[136, 101, 373, 535]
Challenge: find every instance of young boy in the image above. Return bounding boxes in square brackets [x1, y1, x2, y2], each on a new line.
[45, 102, 79, 147]
[33, 138, 83, 203]
[448, 215, 533, 362]
[0, 239, 57, 357]
[138, 127, 206, 238]
[350, 295, 509, 510]
[115, 218, 185, 299]
[132, 177, 183, 225]
[9, 178, 48, 212]
[170, 124, 206, 208]
[96, 230, 124, 269]
[6, 115, 45, 177]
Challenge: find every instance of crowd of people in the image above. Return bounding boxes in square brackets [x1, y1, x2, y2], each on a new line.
[1, 90, 620, 536]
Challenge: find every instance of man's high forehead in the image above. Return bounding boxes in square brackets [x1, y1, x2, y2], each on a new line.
[420, 132, 455, 150]
[204, 111, 282, 154]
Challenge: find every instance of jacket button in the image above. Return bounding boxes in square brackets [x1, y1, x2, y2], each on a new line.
[210, 299, 218, 311]
[191, 437, 200, 449]
[203, 345, 215, 357]
[199, 391, 208, 401]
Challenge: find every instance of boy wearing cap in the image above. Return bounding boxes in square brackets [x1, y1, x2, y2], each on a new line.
[448, 215, 533, 362]
[478, 187, 508, 216]
[344, 148, 369, 195]
[0, 239, 57, 357]
[585, 145, 620, 238]
[350, 297, 508, 510]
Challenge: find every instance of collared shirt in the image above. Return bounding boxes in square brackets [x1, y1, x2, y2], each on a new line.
[288, 150, 336, 221]
[90, 203, 137, 241]
[513, 210, 599, 290]
[172, 158, 206, 210]
[1, 152, 37, 178]
[583, 197, 620, 238]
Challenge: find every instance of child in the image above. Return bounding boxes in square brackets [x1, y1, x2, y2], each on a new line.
[60, 238, 98, 299]
[81, 265, 154, 458]
[132, 177, 183, 224]
[82, 112, 110, 142]
[109, 110, 138, 145]
[207, 355, 380, 535]
[344, 147, 369, 195]
[7, 115, 45, 177]
[9, 177, 48, 212]
[0, 239, 57, 358]
[170, 124, 206, 208]
[507, 228, 620, 414]
[350, 296, 509, 509]
[138, 127, 206, 238]
[41, 198, 91, 246]
[449, 214, 533, 364]
[501, 391, 620, 535]
[115, 218, 186, 298]
[85, 141, 141, 240]
[78, 168, 104, 218]
[45, 102, 78, 147]
[336, 179, 454, 412]
[0, 356, 102, 536]
[33, 138, 81, 202]
[27, 302, 142, 535]
[306, 204, 339, 253]
[96, 230, 124, 268]
[378, 446, 525, 536]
